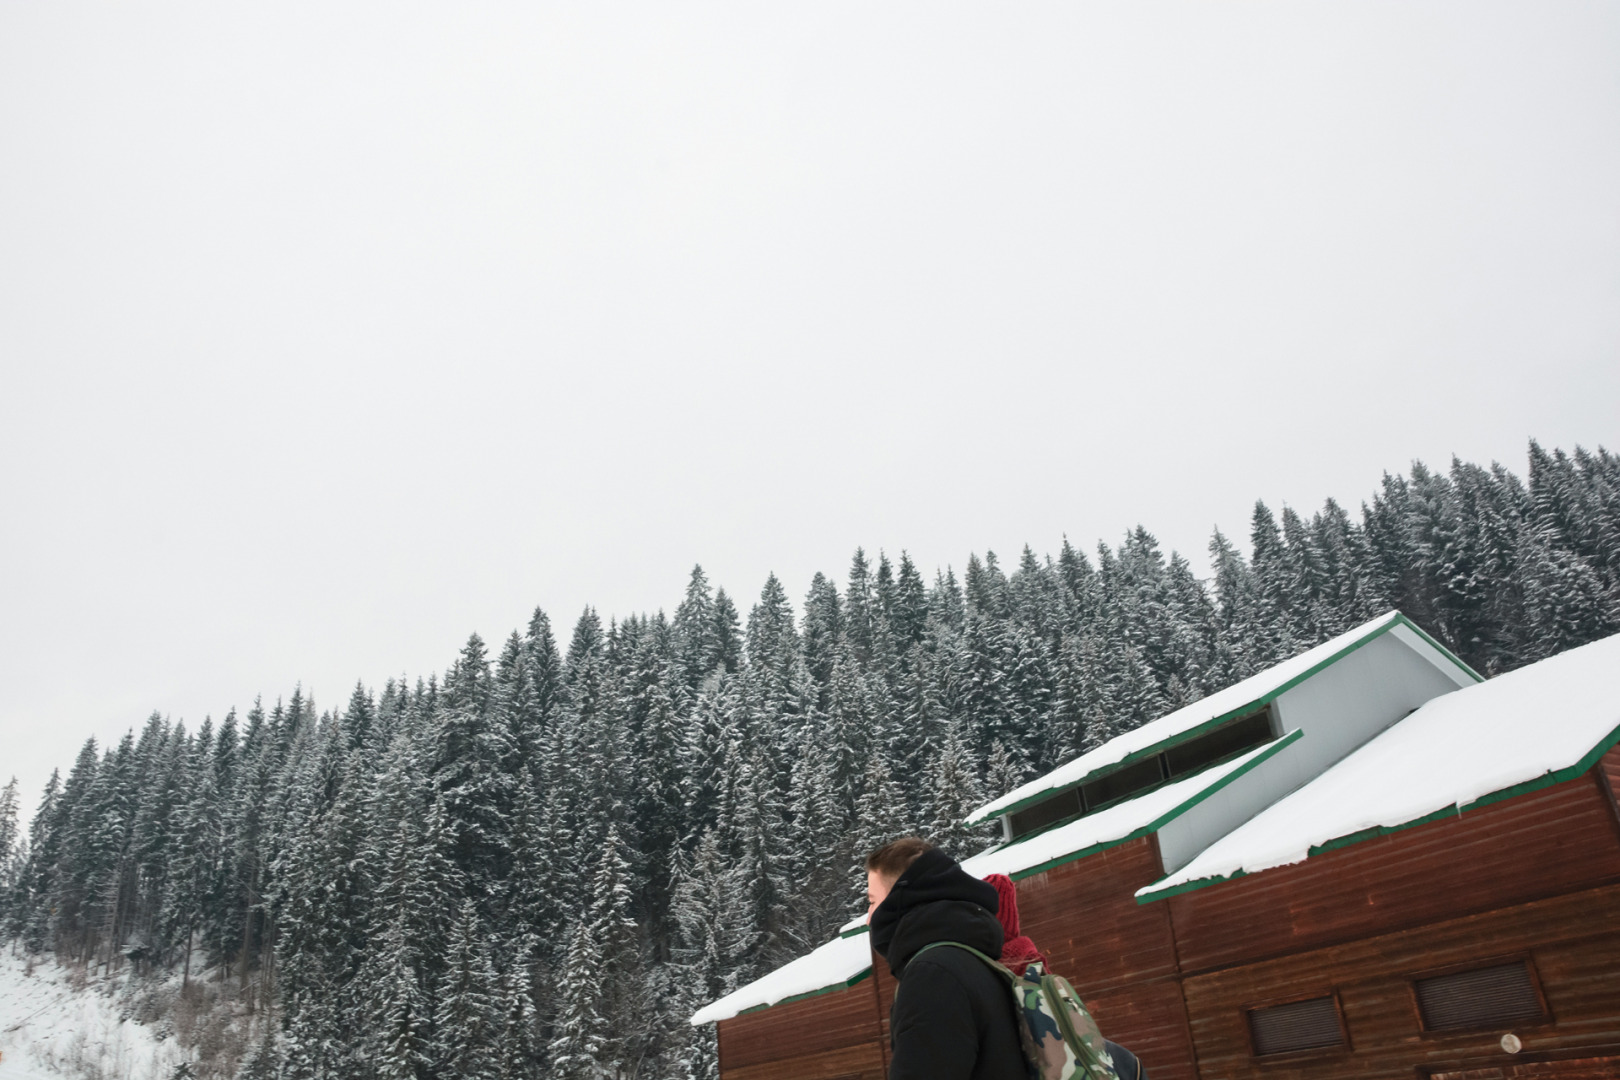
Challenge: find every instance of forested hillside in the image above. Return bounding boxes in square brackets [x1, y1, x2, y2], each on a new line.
[0, 442, 1616, 1080]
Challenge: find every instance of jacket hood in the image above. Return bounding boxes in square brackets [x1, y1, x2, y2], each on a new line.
[870, 848, 1003, 978]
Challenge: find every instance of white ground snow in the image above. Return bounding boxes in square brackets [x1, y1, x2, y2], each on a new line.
[0, 948, 186, 1080]
[967, 612, 1417, 824]
[1139, 630, 1620, 900]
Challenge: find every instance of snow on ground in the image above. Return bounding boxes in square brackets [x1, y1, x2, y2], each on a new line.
[0, 947, 186, 1080]
[1139, 630, 1620, 899]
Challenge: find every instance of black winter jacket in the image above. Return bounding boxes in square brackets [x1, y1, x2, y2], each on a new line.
[870, 850, 1024, 1080]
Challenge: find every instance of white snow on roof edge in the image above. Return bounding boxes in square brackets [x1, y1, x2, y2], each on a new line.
[691, 736, 1299, 1025]
[689, 927, 873, 1025]
[965, 612, 1416, 825]
[1135, 631, 1620, 902]
[962, 734, 1297, 879]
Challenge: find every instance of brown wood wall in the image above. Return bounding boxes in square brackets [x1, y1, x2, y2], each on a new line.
[1178, 882, 1620, 1079]
[718, 978, 887, 1080]
[1430, 1058, 1620, 1079]
[1599, 745, 1620, 831]
[717, 762, 1620, 1080]
[1013, 836, 1199, 1080]
[1165, 771, 1620, 975]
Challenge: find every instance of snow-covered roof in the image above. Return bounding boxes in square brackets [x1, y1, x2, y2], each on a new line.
[963, 732, 1299, 880]
[689, 926, 874, 1025]
[966, 611, 1474, 825]
[691, 733, 1299, 1024]
[1137, 630, 1620, 902]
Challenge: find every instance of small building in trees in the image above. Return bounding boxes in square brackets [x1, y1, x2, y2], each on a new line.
[691, 612, 1620, 1080]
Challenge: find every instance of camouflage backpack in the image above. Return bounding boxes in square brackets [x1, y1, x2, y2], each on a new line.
[913, 942, 1123, 1080]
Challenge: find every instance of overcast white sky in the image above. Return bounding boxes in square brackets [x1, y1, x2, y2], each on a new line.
[2, 2, 1617, 815]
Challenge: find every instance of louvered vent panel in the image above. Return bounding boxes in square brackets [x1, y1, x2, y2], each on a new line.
[1415, 962, 1543, 1031]
[1247, 996, 1345, 1056]
[1009, 789, 1082, 839]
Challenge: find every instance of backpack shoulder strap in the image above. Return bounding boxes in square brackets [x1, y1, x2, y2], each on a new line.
[910, 941, 1018, 981]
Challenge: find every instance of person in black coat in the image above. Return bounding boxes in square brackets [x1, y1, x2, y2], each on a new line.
[867, 838, 1026, 1080]
[865, 838, 1145, 1080]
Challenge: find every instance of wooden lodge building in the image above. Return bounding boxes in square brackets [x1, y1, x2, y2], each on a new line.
[690, 612, 1620, 1080]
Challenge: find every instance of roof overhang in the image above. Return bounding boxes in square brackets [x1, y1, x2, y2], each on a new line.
[1136, 630, 1620, 902]
[967, 612, 1478, 826]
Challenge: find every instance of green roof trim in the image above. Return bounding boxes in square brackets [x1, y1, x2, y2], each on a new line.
[1307, 715, 1620, 856]
[1133, 866, 1252, 903]
[979, 706, 1267, 827]
[1135, 716, 1620, 905]
[733, 966, 872, 1016]
[999, 729, 1303, 883]
[977, 614, 1467, 827]
[1388, 615, 1485, 685]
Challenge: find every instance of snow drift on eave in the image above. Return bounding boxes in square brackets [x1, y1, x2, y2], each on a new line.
[688, 929, 873, 1025]
[960, 736, 1294, 879]
[1138, 629, 1620, 901]
[689, 736, 1292, 1024]
[965, 611, 1427, 825]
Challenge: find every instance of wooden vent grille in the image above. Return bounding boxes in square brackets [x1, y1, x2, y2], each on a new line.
[1415, 962, 1544, 1031]
[1247, 996, 1345, 1056]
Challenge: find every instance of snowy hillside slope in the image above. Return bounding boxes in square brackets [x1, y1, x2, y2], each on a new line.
[0, 947, 186, 1080]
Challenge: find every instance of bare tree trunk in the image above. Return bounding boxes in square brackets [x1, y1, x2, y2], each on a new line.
[260, 910, 275, 1006]
[182, 918, 195, 993]
[97, 872, 122, 975]
[240, 881, 256, 998]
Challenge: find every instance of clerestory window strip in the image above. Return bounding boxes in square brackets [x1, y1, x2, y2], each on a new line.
[1005, 708, 1275, 842]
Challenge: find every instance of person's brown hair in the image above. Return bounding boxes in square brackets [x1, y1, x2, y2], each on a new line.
[864, 836, 934, 881]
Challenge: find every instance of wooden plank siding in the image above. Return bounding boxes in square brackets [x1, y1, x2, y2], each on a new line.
[721, 1039, 887, 1080]
[1012, 836, 1199, 1080]
[1017, 837, 1184, 990]
[1165, 771, 1620, 975]
[719, 977, 887, 1080]
[1178, 881, 1620, 1079]
[1599, 746, 1620, 838]
[1428, 1059, 1620, 1079]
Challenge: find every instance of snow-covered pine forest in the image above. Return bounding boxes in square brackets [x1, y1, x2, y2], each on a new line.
[0, 442, 1616, 1080]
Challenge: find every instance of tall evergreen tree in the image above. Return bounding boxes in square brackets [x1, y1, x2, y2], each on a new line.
[712, 589, 743, 676]
[926, 723, 985, 858]
[0, 776, 20, 929]
[434, 901, 501, 1080]
[675, 565, 719, 687]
